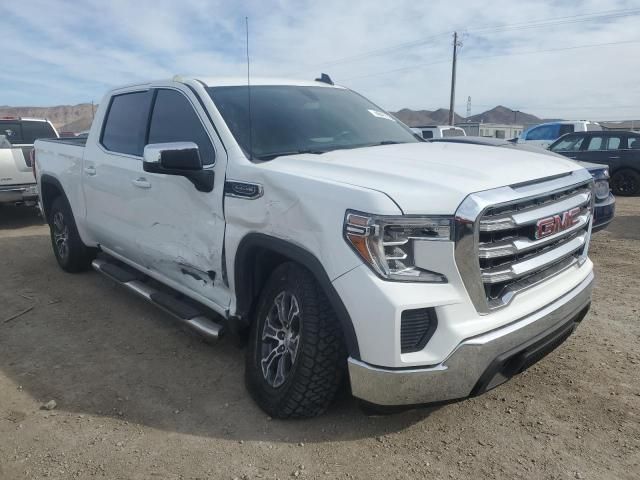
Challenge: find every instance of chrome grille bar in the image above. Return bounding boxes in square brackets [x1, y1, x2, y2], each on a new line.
[480, 232, 587, 284]
[454, 169, 594, 314]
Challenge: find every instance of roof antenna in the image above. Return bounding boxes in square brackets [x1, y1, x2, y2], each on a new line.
[315, 73, 334, 85]
[245, 16, 253, 161]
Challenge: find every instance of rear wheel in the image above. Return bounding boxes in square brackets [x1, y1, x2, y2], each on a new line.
[611, 169, 640, 196]
[49, 196, 95, 272]
[245, 262, 346, 418]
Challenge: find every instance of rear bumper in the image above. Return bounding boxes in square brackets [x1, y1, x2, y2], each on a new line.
[0, 184, 38, 204]
[348, 272, 593, 406]
[592, 193, 616, 232]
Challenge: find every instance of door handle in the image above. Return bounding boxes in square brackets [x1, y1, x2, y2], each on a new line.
[609, 156, 620, 159]
[84, 165, 96, 176]
[131, 177, 152, 189]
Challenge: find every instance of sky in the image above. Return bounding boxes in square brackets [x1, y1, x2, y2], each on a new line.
[1, 0, 639, 120]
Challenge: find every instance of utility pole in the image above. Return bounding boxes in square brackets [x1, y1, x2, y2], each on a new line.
[448, 32, 462, 126]
[466, 96, 471, 121]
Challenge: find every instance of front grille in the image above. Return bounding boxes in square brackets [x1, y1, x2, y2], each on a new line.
[454, 170, 594, 314]
[400, 308, 437, 353]
[477, 182, 592, 309]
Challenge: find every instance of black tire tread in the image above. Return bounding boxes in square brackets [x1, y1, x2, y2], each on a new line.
[49, 196, 95, 273]
[246, 262, 346, 419]
[611, 168, 640, 196]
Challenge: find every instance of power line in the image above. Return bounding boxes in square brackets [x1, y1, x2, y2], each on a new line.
[301, 8, 640, 71]
[341, 39, 640, 82]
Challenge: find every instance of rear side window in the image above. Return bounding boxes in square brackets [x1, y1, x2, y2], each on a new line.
[586, 136, 604, 150]
[101, 91, 152, 156]
[148, 89, 215, 165]
[422, 130, 434, 139]
[559, 124, 574, 136]
[605, 137, 622, 150]
[628, 137, 640, 149]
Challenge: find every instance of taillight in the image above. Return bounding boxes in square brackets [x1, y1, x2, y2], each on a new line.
[31, 149, 37, 179]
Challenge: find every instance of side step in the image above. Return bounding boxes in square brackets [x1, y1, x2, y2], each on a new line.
[92, 258, 224, 341]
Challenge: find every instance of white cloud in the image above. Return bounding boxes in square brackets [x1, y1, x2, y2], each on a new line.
[1, 0, 639, 119]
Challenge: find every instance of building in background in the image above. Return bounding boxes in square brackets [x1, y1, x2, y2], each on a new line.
[456, 122, 524, 139]
[600, 120, 639, 132]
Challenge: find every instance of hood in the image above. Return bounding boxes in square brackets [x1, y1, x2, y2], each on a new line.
[265, 142, 584, 214]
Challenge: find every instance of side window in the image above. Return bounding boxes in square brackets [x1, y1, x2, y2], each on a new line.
[559, 124, 574, 136]
[628, 137, 640, 149]
[101, 91, 152, 156]
[148, 89, 215, 165]
[551, 135, 584, 152]
[586, 136, 604, 151]
[605, 137, 621, 150]
[421, 130, 433, 139]
[527, 125, 554, 140]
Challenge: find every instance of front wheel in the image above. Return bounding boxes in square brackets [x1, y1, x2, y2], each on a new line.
[48, 196, 95, 272]
[245, 262, 346, 418]
[611, 169, 640, 196]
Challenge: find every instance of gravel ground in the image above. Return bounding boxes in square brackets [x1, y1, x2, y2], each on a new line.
[0, 199, 638, 480]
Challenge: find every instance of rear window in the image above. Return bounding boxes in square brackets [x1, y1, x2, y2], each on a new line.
[442, 128, 464, 137]
[0, 120, 56, 145]
[101, 91, 152, 156]
[422, 130, 434, 139]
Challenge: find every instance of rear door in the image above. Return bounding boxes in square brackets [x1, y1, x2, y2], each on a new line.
[577, 134, 624, 168]
[620, 135, 640, 170]
[82, 89, 154, 258]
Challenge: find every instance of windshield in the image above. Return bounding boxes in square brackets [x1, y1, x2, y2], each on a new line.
[207, 86, 418, 160]
[0, 120, 57, 146]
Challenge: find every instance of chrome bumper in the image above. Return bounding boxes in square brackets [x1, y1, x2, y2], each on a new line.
[0, 184, 38, 203]
[348, 273, 594, 406]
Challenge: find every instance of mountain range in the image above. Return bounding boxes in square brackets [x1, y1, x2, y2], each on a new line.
[0, 103, 543, 133]
[392, 105, 543, 127]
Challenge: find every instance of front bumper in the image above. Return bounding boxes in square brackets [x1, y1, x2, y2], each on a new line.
[592, 193, 616, 232]
[0, 184, 38, 204]
[348, 272, 593, 406]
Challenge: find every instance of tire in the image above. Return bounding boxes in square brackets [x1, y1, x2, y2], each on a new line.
[48, 196, 95, 272]
[611, 168, 640, 196]
[245, 262, 346, 418]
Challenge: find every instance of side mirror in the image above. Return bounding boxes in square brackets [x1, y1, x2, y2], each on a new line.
[143, 142, 214, 193]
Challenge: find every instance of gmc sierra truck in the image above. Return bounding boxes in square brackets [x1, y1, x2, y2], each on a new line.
[34, 76, 595, 418]
[1, 117, 58, 205]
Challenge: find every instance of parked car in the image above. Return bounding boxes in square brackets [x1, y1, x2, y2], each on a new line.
[0, 117, 58, 205]
[519, 121, 602, 149]
[410, 125, 466, 139]
[429, 136, 615, 231]
[549, 130, 640, 196]
[35, 76, 595, 418]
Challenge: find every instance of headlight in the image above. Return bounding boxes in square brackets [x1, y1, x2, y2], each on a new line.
[344, 210, 450, 283]
[594, 180, 610, 201]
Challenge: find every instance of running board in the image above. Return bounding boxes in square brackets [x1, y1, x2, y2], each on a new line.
[92, 258, 224, 341]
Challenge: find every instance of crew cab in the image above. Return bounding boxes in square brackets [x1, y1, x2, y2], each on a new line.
[549, 130, 640, 196]
[34, 76, 595, 418]
[1, 117, 58, 205]
[519, 120, 602, 149]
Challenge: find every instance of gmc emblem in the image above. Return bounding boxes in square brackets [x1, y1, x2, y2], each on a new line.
[535, 207, 581, 239]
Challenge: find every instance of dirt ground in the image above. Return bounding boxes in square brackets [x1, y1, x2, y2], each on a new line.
[0, 199, 638, 480]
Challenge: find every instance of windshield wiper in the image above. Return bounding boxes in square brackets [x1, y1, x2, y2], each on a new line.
[254, 149, 327, 161]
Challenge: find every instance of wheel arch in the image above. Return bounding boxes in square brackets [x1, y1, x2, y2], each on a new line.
[233, 233, 360, 359]
[39, 174, 68, 222]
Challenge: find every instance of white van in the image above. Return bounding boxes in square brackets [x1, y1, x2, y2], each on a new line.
[411, 125, 466, 140]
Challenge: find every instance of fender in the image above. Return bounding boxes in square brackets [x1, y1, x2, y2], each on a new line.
[234, 233, 360, 359]
[39, 174, 69, 221]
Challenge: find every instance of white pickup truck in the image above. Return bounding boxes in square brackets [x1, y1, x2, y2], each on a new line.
[1, 117, 58, 205]
[34, 76, 595, 418]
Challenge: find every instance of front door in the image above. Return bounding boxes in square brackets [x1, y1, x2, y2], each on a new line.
[134, 86, 230, 309]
